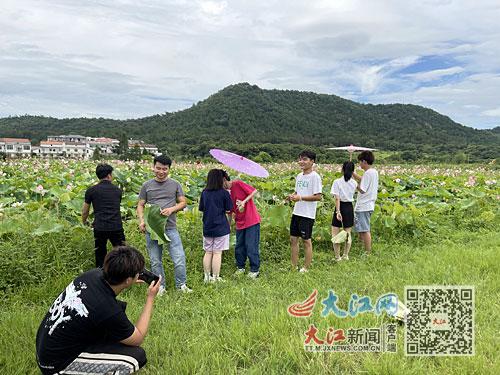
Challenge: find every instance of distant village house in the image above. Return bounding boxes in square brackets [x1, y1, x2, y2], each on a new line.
[0, 138, 32, 157]
[1, 135, 159, 159]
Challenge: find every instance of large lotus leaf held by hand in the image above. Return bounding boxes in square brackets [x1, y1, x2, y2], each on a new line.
[144, 204, 170, 244]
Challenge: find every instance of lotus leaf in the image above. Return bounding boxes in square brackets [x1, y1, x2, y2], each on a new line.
[144, 204, 170, 244]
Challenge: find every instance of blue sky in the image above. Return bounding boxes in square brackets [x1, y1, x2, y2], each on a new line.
[1, 0, 500, 129]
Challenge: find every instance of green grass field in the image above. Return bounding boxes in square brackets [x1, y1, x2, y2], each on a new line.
[1, 225, 498, 374]
[1, 160, 498, 373]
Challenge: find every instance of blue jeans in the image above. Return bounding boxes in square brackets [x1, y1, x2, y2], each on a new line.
[235, 223, 260, 272]
[146, 228, 187, 288]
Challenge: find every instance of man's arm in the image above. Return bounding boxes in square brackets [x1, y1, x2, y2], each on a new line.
[355, 172, 369, 194]
[299, 193, 322, 202]
[82, 202, 91, 225]
[243, 189, 258, 204]
[288, 193, 322, 202]
[120, 278, 161, 347]
[160, 195, 187, 216]
[137, 199, 146, 232]
[236, 189, 258, 211]
[290, 176, 322, 202]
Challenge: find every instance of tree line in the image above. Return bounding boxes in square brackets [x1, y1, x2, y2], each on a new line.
[1, 83, 498, 163]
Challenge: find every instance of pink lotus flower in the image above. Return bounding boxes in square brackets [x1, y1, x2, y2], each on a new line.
[465, 176, 476, 187]
[35, 184, 47, 196]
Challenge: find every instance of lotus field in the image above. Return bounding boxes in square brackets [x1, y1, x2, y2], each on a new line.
[0, 158, 499, 373]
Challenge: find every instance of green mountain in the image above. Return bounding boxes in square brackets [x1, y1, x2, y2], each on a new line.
[1, 83, 498, 162]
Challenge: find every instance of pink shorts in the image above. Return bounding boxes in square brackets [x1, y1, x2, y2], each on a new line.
[203, 234, 230, 252]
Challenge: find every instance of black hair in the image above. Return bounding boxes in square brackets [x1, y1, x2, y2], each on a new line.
[299, 150, 316, 162]
[342, 161, 355, 182]
[153, 154, 172, 167]
[205, 169, 224, 190]
[357, 151, 375, 165]
[220, 169, 230, 182]
[103, 246, 145, 285]
[96, 164, 113, 180]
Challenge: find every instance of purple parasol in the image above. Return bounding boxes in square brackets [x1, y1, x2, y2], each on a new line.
[209, 149, 269, 178]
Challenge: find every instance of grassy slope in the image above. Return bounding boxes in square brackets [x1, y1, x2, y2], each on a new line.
[1, 229, 499, 374]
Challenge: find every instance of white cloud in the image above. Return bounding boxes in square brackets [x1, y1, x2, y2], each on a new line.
[199, 0, 227, 16]
[482, 107, 500, 117]
[361, 73, 500, 129]
[0, 0, 499, 129]
[407, 67, 466, 82]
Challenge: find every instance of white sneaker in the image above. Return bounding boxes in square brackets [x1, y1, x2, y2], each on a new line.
[335, 257, 342, 262]
[299, 267, 308, 273]
[178, 284, 193, 293]
[215, 276, 225, 283]
[342, 255, 349, 260]
[248, 271, 259, 279]
[158, 286, 165, 296]
[235, 268, 245, 275]
[203, 274, 211, 283]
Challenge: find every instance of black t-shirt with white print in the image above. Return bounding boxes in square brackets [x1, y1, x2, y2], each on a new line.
[36, 269, 135, 374]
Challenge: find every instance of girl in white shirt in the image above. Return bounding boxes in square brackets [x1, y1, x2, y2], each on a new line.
[330, 161, 357, 261]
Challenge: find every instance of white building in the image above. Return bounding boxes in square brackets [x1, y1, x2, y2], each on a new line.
[1, 134, 158, 159]
[34, 137, 119, 159]
[86, 137, 120, 158]
[35, 141, 87, 158]
[37, 140, 64, 157]
[48, 134, 88, 143]
[128, 139, 160, 155]
[0, 138, 32, 157]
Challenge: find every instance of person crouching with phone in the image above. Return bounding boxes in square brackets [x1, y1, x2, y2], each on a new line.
[36, 246, 161, 375]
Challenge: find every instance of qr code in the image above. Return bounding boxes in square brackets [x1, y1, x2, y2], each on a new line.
[405, 286, 474, 356]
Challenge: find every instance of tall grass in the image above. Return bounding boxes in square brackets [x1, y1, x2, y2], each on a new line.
[0, 226, 498, 374]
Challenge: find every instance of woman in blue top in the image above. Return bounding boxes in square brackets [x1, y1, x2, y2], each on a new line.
[199, 169, 233, 282]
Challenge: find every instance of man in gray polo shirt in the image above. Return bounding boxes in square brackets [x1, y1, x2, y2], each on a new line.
[137, 155, 192, 294]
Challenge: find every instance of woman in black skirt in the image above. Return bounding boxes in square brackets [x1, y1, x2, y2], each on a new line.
[330, 161, 357, 261]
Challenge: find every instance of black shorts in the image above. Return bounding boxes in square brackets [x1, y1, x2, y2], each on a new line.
[290, 214, 315, 240]
[332, 201, 354, 228]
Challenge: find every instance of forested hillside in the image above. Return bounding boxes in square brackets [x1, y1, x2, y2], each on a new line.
[1, 83, 498, 162]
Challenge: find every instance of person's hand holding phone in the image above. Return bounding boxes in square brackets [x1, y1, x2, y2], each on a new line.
[148, 276, 162, 298]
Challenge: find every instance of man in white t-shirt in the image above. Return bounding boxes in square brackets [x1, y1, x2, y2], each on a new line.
[353, 151, 379, 255]
[287, 150, 323, 272]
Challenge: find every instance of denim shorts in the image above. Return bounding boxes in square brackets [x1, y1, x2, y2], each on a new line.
[354, 211, 373, 233]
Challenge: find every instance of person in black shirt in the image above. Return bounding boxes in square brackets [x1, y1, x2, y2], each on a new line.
[82, 164, 125, 267]
[36, 246, 162, 375]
